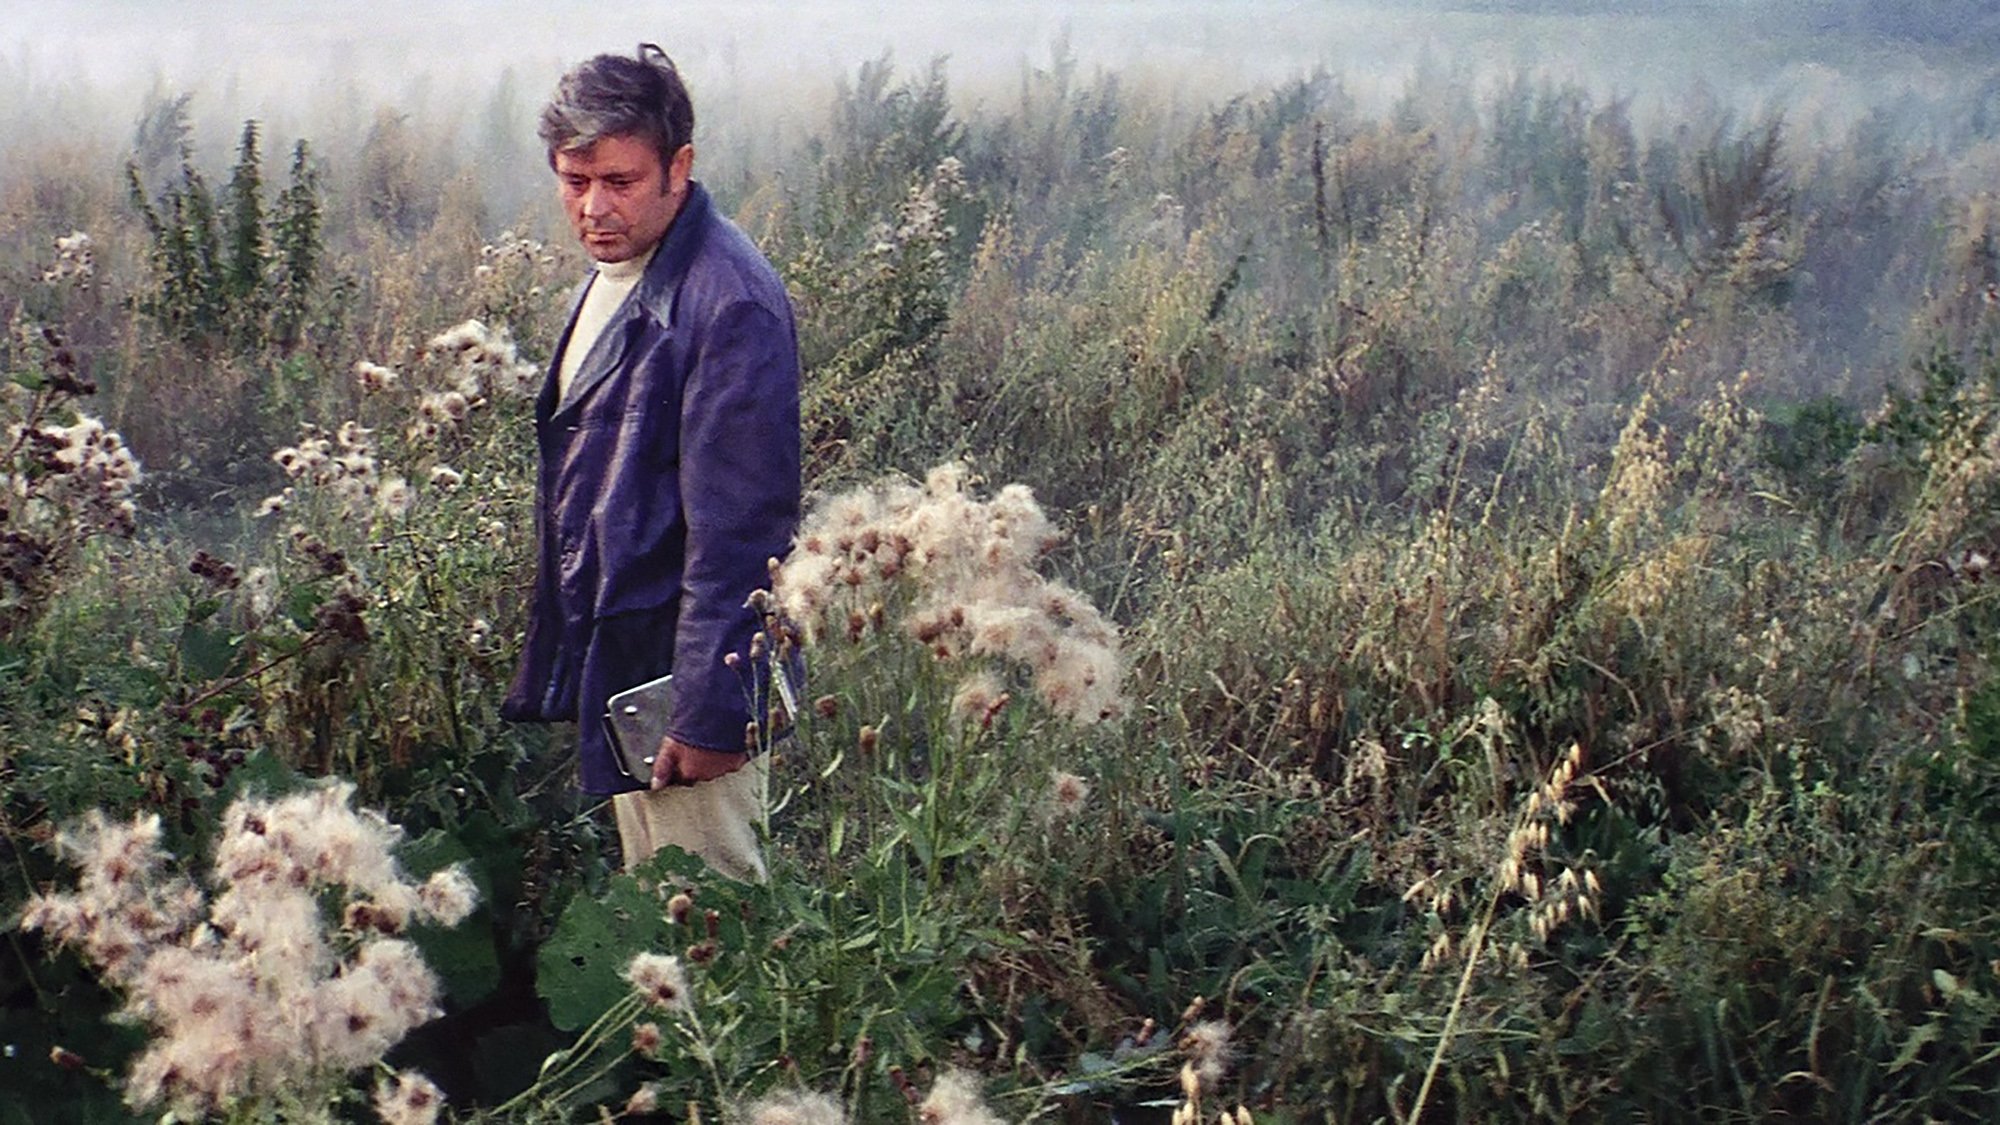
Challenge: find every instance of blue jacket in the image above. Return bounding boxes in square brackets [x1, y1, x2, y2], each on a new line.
[501, 183, 801, 796]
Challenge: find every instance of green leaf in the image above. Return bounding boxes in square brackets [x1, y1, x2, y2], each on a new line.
[897, 806, 933, 869]
[285, 585, 321, 629]
[219, 748, 308, 805]
[1559, 997, 1615, 1056]
[410, 914, 501, 1006]
[175, 619, 239, 680]
[401, 829, 500, 1004]
[1887, 1021, 1941, 1074]
[402, 827, 477, 880]
[536, 870, 675, 1031]
[1203, 838, 1255, 907]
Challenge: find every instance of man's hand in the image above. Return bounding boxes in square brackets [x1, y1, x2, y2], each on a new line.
[651, 736, 746, 789]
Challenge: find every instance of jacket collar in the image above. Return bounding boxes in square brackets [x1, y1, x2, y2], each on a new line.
[545, 182, 714, 420]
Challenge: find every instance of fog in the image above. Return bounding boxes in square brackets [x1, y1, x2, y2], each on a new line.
[4, 1, 1996, 238]
[6, 1, 1990, 142]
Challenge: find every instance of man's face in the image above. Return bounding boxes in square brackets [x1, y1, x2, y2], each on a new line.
[554, 133, 692, 263]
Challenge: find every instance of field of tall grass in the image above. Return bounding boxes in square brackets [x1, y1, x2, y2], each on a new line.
[6, 35, 2000, 1124]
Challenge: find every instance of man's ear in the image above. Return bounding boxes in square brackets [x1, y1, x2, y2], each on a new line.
[668, 143, 695, 192]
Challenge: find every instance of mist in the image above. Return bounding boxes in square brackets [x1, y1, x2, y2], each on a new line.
[9, 0, 1993, 386]
[6, 0, 1994, 168]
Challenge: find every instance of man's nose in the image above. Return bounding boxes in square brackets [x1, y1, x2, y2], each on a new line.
[581, 183, 613, 218]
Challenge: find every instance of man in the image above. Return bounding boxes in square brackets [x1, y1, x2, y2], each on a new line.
[501, 44, 801, 881]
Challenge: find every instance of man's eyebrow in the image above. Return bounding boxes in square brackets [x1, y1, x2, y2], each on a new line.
[556, 171, 643, 185]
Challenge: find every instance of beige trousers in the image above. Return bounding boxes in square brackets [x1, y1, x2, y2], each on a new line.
[610, 754, 769, 882]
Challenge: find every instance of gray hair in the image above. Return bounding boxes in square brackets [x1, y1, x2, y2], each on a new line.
[538, 44, 694, 171]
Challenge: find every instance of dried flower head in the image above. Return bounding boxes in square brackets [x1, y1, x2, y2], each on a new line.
[1045, 769, 1091, 823]
[774, 465, 1124, 723]
[42, 229, 95, 283]
[17, 784, 472, 1117]
[917, 1070, 1005, 1125]
[415, 867, 480, 927]
[624, 951, 690, 1012]
[270, 423, 382, 517]
[1182, 1019, 1234, 1092]
[741, 1090, 847, 1125]
[666, 891, 695, 925]
[22, 413, 143, 535]
[425, 319, 539, 400]
[624, 1082, 661, 1115]
[373, 1069, 445, 1125]
[355, 360, 402, 393]
[376, 477, 413, 519]
[949, 670, 1008, 728]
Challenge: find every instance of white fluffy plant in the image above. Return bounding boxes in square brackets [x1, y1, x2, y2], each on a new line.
[18, 781, 476, 1122]
[258, 318, 539, 525]
[773, 463, 1125, 728]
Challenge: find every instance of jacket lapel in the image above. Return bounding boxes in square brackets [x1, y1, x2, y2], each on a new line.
[545, 183, 715, 422]
[539, 279, 593, 423]
[553, 296, 639, 418]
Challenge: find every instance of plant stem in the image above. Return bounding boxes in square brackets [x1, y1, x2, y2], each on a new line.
[178, 629, 332, 710]
[487, 994, 642, 1119]
[682, 1006, 730, 1114]
[1409, 873, 1503, 1122]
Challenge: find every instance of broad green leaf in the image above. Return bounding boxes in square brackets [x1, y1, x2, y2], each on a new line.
[410, 914, 501, 1006]
[536, 871, 674, 1031]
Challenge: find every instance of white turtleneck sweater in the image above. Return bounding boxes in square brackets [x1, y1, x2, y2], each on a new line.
[557, 244, 658, 402]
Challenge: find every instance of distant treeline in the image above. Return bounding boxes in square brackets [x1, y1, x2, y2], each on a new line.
[1422, 0, 2000, 47]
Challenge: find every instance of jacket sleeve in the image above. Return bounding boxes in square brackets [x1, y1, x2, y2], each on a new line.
[666, 298, 802, 752]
